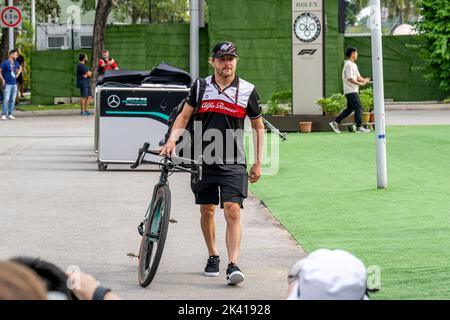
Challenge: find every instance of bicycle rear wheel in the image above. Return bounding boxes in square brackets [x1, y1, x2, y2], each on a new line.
[138, 184, 171, 287]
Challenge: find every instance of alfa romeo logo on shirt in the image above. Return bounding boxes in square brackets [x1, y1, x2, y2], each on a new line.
[107, 95, 120, 108]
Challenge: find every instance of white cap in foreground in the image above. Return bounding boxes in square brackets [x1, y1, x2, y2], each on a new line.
[287, 249, 368, 300]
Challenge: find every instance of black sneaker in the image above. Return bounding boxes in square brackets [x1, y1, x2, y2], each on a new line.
[226, 263, 245, 285]
[204, 256, 220, 277]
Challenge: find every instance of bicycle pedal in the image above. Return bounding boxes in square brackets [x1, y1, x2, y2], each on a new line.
[137, 222, 144, 236]
[126, 252, 139, 258]
[169, 218, 178, 224]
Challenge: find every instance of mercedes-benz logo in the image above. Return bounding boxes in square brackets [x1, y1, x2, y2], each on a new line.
[160, 99, 167, 110]
[107, 95, 120, 108]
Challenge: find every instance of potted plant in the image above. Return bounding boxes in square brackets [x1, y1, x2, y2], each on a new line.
[360, 88, 374, 123]
[270, 90, 292, 111]
[299, 121, 312, 133]
[315, 94, 346, 117]
[264, 99, 290, 115]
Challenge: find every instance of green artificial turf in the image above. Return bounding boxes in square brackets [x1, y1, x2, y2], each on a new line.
[250, 126, 450, 299]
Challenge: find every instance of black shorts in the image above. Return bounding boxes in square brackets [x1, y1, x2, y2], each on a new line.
[191, 172, 248, 208]
[80, 86, 91, 97]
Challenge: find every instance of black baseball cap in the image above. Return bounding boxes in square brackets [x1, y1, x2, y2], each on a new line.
[211, 41, 238, 58]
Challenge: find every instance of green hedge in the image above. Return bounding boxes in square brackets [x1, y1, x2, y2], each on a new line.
[31, 50, 87, 105]
[104, 24, 210, 76]
[31, 24, 209, 105]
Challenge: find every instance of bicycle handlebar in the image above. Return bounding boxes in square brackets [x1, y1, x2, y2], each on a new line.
[130, 142, 202, 182]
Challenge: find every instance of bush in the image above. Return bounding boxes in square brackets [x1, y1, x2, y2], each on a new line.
[316, 93, 346, 114]
[414, 0, 450, 93]
[264, 90, 292, 115]
[360, 88, 374, 112]
[270, 90, 292, 104]
[264, 99, 290, 115]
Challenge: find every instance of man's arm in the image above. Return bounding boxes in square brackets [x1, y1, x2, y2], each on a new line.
[357, 75, 370, 84]
[249, 116, 264, 183]
[0, 67, 5, 86]
[347, 77, 369, 86]
[159, 102, 195, 156]
[16, 66, 23, 77]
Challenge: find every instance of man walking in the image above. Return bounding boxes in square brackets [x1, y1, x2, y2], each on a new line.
[329, 47, 371, 134]
[77, 53, 93, 116]
[1, 49, 22, 120]
[160, 41, 265, 286]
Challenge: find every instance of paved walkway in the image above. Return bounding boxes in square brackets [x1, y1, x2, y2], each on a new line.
[0, 115, 305, 300]
[386, 110, 450, 125]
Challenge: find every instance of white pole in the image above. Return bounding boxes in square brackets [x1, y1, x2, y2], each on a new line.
[189, 0, 199, 80]
[370, 0, 388, 189]
[8, 0, 14, 52]
[31, 0, 36, 46]
[31, 0, 36, 47]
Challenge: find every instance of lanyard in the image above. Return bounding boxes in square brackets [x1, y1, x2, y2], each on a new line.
[212, 77, 240, 105]
[9, 60, 15, 73]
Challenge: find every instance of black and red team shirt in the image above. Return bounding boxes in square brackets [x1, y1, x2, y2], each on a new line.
[186, 75, 262, 175]
[98, 58, 118, 75]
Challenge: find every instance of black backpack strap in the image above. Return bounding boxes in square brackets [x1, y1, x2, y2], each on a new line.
[194, 78, 207, 112]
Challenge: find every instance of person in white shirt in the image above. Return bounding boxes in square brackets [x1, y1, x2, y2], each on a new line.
[329, 47, 371, 134]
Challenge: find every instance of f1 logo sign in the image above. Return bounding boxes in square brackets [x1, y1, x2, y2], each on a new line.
[298, 49, 317, 56]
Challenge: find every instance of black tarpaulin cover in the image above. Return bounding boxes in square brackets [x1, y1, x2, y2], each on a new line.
[143, 62, 192, 86]
[98, 62, 192, 87]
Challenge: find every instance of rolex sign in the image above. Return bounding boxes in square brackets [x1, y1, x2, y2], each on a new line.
[292, 0, 324, 115]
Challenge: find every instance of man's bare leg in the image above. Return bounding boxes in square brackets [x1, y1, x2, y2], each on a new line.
[80, 97, 86, 113]
[223, 202, 241, 264]
[200, 204, 219, 256]
[223, 201, 244, 285]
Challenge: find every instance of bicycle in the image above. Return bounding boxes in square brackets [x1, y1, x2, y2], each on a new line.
[130, 142, 202, 287]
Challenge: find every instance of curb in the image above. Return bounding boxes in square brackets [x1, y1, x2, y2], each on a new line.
[12, 104, 450, 117]
[385, 104, 450, 111]
[14, 109, 95, 117]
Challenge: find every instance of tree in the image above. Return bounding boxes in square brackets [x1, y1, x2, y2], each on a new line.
[346, 0, 419, 25]
[91, 0, 117, 92]
[72, 0, 189, 24]
[414, 0, 450, 92]
[113, 0, 149, 24]
[21, 0, 61, 22]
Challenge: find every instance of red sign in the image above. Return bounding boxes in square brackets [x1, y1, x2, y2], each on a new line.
[1, 6, 22, 28]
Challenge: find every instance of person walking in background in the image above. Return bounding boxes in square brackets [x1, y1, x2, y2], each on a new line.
[329, 47, 371, 134]
[0, 49, 22, 121]
[97, 50, 118, 77]
[16, 48, 26, 103]
[76, 53, 93, 116]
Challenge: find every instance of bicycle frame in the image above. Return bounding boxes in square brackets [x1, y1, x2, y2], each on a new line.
[131, 142, 202, 222]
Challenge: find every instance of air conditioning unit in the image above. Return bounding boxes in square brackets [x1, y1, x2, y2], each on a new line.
[47, 36, 66, 49]
[80, 35, 93, 48]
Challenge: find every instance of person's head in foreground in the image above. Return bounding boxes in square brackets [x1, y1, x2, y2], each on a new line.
[287, 249, 369, 300]
[0, 261, 47, 300]
[10, 256, 74, 300]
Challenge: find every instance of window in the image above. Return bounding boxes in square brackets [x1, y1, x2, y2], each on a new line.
[80, 35, 93, 48]
[47, 36, 65, 49]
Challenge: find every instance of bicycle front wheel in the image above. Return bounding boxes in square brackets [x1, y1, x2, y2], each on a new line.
[138, 184, 171, 287]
